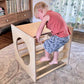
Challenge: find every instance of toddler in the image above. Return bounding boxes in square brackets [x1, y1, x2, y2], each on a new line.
[34, 2, 71, 65]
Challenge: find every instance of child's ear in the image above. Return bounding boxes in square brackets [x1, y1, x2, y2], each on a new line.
[38, 9, 43, 13]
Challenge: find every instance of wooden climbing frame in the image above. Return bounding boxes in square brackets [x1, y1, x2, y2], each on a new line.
[11, 22, 73, 82]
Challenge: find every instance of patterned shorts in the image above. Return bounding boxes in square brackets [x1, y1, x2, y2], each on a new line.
[44, 35, 69, 54]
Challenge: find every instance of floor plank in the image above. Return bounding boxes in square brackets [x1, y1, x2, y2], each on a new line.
[0, 31, 13, 49]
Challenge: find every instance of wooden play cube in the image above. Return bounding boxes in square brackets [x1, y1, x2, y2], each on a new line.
[11, 22, 73, 82]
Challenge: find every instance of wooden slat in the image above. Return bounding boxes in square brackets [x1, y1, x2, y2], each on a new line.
[19, 48, 44, 58]
[18, 44, 44, 52]
[18, 47, 27, 51]
[36, 45, 44, 52]
[36, 62, 66, 80]
[36, 60, 41, 65]
[21, 52, 29, 57]
[36, 53, 68, 66]
[36, 58, 64, 72]
[35, 40, 45, 46]
[19, 49, 44, 57]
[36, 49, 44, 55]
[36, 64, 50, 72]
[17, 41, 24, 45]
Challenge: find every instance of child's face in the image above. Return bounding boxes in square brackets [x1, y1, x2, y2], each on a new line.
[36, 9, 47, 20]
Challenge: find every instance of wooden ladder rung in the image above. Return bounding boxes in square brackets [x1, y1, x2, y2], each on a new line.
[19, 48, 44, 58]
[21, 52, 29, 57]
[36, 58, 64, 72]
[35, 40, 45, 46]
[17, 42, 24, 45]
[18, 47, 27, 51]
[36, 60, 41, 65]
[36, 62, 66, 80]
[36, 49, 44, 55]
[36, 57, 63, 65]
[36, 64, 50, 72]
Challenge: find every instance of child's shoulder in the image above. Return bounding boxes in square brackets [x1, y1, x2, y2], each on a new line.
[43, 15, 50, 22]
[47, 10, 61, 15]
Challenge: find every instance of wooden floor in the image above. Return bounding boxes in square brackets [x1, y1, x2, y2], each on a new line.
[72, 30, 84, 43]
[0, 31, 13, 49]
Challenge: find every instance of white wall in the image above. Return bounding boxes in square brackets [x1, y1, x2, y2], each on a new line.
[32, 0, 50, 22]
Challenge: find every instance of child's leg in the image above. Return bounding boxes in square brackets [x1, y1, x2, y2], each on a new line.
[40, 49, 50, 62]
[49, 51, 58, 65]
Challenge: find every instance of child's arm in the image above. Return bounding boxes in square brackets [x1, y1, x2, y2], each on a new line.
[36, 15, 49, 43]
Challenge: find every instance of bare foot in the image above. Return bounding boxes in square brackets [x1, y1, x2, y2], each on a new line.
[49, 60, 58, 65]
[40, 56, 50, 62]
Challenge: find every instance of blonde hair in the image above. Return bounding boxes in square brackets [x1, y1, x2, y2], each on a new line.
[34, 2, 48, 17]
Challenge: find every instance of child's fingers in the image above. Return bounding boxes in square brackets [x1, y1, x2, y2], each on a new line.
[39, 40, 42, 44]
[36, 38, 42, 44]
[36, 38, 40, 43]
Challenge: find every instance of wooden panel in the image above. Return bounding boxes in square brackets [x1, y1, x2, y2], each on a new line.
[0, 0, 4, 1]
[0, 15, 7, 27]
[17, 10, 32, 21]
[0, 11, 32, 28]
[0, 14, 17, 27]
[11, 24, 36, 82]
[0, 15, 7, 24]
[6, 14, 17, 23]
[0, 0, 32, 28]
[16, 22, 51, 37]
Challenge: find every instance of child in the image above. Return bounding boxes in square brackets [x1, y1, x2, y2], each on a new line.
[34, 2, 71, 65]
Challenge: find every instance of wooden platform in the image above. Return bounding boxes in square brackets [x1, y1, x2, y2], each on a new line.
[16, 22, 51, 37]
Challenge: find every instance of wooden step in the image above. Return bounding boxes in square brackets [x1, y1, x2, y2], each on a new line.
[17, 41, 24, 45]
[36, 61, 66, 80]
[36, 64, 50, 72]
[18, 47, 27, 51]
[21, 52, 29, 57]
[36, 58, 64, 72]
[19, 48, 44, 58]
[36, 49, 44, 55]
[36, 55, 63, 65]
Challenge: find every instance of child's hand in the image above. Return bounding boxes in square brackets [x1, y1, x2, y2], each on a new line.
[36, 15, 49, 44]
[36, 37, 42, 44]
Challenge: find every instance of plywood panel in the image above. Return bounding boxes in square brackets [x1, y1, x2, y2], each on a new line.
[16, 22, 51, 37]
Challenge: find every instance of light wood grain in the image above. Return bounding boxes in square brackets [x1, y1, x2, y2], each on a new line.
[16, 22, 51, 37]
